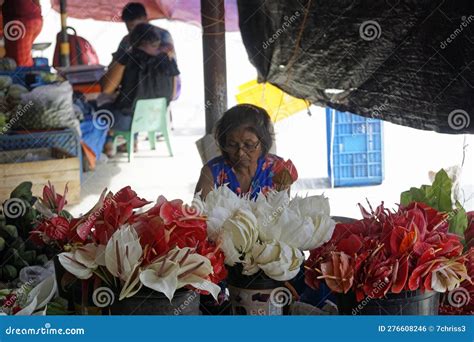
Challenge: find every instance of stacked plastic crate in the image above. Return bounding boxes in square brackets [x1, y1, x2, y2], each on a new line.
[326, 108, 384, 187]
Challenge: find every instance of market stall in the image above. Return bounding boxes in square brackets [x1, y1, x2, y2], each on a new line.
[0, 0, 473, 319]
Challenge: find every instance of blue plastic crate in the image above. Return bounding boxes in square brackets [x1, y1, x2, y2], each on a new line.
[326, 108, 384, 187]
[0, 66, 51, 88]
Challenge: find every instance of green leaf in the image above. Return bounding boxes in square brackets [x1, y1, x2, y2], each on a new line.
[427, 169, 453, 212]
[400, 186, 431, 206]
[448, 202, 468, 237]
[399, 169, 454, 213]
[10, 182, 33, 202]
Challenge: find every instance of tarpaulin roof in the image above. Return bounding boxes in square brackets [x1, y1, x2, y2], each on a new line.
[50, 0, 239, 31]
[238, 0, 474, 134]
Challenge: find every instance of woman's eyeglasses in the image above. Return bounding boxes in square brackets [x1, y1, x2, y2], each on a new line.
[224, 141, 260, 153]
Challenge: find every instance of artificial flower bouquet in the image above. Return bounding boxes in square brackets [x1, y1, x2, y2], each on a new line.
[305, 201, 471, 303]
[32, 186, 227, 304]
[195, 186, 336, 282]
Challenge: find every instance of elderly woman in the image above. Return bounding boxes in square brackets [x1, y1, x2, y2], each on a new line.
[195, 104, 298, 198]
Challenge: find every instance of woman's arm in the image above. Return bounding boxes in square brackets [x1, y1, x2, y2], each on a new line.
[194, 165, 214, 199]
[171, 76, 177, 101]
[101, 60, 125, 94]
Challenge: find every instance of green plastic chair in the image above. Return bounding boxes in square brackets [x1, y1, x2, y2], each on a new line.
[112, 98, 173, 162]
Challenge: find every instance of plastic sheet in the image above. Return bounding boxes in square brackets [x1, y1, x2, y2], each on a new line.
[238, 0, 474, 134]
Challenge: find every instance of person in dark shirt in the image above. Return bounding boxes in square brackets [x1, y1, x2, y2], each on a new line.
[100, 23, 179, 156]
[101, 2, 177, 99]
[113, 2, 175, 63]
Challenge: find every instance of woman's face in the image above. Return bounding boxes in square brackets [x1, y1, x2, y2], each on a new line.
[224, 126, 262, 168]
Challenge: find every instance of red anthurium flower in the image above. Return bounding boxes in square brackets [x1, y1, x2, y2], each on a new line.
[272, 159, 298, 182]
[306, 201, 470, 302]
[113, 186, 151, 209]
[197, 240, 227, 284]
[31, 216, 70, 246]
[337, 234, 363, 255]
[41, 182, 68, 213]
[319, 251, 354, 294]
[391, 255, 409, 293]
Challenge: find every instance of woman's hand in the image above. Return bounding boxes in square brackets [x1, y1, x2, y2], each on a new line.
[194, 165, 214, 199]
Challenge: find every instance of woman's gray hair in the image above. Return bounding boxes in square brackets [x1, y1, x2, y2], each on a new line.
[215, 104, 274, 158]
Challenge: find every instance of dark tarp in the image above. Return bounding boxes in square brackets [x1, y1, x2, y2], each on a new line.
[238, 0, 474, 134]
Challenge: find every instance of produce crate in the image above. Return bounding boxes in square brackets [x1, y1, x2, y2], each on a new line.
[0, 66, 51, 88]
[0, 147, 80, 204]
[0, 129, 82, 181]
[326, 108, 384, 187]
[0, 129, 80, 156]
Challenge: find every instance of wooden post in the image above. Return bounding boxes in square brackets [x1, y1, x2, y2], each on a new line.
[59, 0, 70, 67]
[201, 0, 227, 135]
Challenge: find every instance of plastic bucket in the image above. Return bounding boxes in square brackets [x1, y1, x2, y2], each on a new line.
[72, 281, 200, 315]
[227, 266, 290, 315]
[337, 290, 440, 315]
[110, 288, 200, 315]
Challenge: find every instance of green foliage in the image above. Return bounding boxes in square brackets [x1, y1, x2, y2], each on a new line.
[400, 169, 468, 236]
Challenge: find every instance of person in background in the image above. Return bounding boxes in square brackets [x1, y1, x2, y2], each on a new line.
[114, 2, 175, 62]
[0, 0, 43, 66]
[101, 2, 176, 95]
[101, 23, 179, 156]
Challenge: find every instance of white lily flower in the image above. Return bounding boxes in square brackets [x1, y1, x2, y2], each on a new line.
[197, 186, 251, 241]
[58, 243, 105, 279]
[119, 262, 143, 300]
[310, 214, 337, 248]
[253, 240, 304, 281]
[431, 260, 469, 292]
[140, 247, 221, 301]
[105, 225, 143, 282]
[206, 206, 233, 241]
[290, 194, 331, 217]
[241, 254, 259, 276]
[219, 209, 259, 265]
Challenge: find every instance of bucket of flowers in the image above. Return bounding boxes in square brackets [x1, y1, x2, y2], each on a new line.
[32, 186, 227, 315]
[195, 186, 336, 315]
[397, 169, 473, 315]
[304, 199, 471, 315]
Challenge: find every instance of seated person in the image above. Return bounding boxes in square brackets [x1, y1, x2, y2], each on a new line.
[101, 2, 175, 97]
[195, 104, 333, 312]
[195, 104, 297, 199]
[101, 23, 180, 155]
[113, 2, 175, 62]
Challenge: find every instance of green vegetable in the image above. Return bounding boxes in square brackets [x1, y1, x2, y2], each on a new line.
[0, 224, 18, 240]
[35, 254, 49, 265]
[400, 169, 468, 236]
[0, 237, 5, 252]
[0, 75, 12, 89]
[0, 265, 18, 281]
[20, 250, 37, 264]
